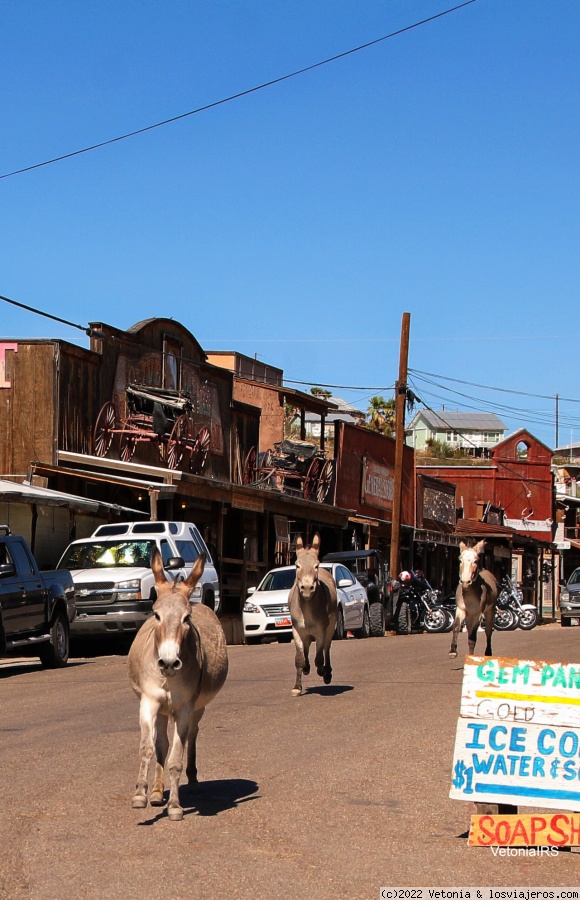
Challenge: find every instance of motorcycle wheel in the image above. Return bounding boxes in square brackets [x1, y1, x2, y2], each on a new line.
[518, 607, 539, 630]
[424, 608, 451, 633]
[396, 600, 411, 635]
[494, 607, 517, 631]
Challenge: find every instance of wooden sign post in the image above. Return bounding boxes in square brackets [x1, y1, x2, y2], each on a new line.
[450, 655, 580, 845]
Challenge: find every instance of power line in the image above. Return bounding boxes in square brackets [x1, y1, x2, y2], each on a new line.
[410, 367, 580, 405]
[0, 1, 477, 180]
[284, 378, 394, 392]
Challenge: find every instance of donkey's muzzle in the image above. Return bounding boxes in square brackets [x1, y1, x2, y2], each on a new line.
[157, 657, 183, 676]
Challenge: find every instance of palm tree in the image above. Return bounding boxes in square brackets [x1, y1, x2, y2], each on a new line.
[367, 396, 396, 436]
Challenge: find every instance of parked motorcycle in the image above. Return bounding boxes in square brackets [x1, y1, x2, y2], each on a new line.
[497, 576, 539, 630]
[396, 571, 454, 634]
[441, 587, 519, 632]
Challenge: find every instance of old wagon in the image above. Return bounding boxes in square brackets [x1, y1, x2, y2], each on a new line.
[242, 438, 334, 503]
[93, 384, 210, 473]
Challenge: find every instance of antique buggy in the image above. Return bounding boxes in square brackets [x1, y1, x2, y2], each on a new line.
[242, 438, 334, 503]
[93, 384, 210, 474]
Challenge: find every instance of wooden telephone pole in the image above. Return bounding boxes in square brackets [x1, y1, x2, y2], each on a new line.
[389, 312, 411, 579]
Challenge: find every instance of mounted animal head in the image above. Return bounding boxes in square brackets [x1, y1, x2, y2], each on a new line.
[294, 533, 321, 602]
[150, 546, 205, 677]
[458, 540, 486, 589]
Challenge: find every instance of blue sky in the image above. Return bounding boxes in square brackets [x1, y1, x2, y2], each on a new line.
[1, 0, 579, 449]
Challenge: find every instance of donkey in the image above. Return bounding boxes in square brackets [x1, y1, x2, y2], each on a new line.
[449, 540, 499, 659]
[128, 548, 228, 820]
[288, 533, 338, 696]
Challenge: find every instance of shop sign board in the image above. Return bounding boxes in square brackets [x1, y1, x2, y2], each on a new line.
[232, 493, 264, 513]
[450, 656, 580, 811]
[361, 458, 394, 511]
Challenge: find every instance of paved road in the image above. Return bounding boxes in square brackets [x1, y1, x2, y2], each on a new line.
[1, 624, 579, 900]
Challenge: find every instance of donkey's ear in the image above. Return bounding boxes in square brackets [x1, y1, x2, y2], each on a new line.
[295, 535, 304, 551]
[459, 541, 467, 552]
[151, 546, 168, 585]
[474, 540, 486, 555]
[311, 533, 321, 555]
[184, 553, 206, 590]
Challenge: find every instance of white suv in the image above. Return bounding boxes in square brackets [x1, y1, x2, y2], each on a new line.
[57, 521, 220, 637]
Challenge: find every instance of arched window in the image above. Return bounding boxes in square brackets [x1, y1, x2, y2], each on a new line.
[516, 440, 530, 459]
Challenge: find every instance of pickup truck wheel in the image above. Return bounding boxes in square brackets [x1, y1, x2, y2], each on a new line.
[39, 612, 70, 668]
[369, 601, 385, 637]
[396, 600, 411, 635]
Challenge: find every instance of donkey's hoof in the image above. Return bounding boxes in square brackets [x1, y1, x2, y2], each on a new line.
[167, 807, 184, 821]
[291, 688, 302, 696]
[131, 795, 147, 809]
[149, 791, 164, 806]
[303, 664, 310, 675]
[449, 651, 457, 659]
[323, 673, 332, 685]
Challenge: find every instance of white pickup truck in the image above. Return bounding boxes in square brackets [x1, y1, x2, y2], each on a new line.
[57, 521, 220, 637]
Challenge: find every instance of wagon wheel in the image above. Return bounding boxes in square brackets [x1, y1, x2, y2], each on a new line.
[93, 402, 116, 457]
[120, 429, 138, 463]
[316, 458, 335, 502]
[259, 449, 273, 471]
[190, 427, 211, 475]
[166, 415, 191, 470]
[242, 446, 257, 485]
[303, 457, 323, 500]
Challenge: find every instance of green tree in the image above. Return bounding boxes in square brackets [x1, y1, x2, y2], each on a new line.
[367, 396, 396, 436]
[310, 387, 332, 400]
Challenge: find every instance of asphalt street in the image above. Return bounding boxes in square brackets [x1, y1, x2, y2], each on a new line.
[1, 624, 579, 900]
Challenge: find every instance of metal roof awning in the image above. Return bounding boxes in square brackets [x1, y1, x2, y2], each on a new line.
[32, 463, 177, 499]
[0, 478, 147, 517]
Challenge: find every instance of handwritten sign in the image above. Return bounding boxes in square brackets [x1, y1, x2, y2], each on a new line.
[450, 656, 580, 811]
[468, 813, 580, 846]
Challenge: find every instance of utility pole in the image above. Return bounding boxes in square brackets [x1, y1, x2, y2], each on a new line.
[389, 312, 411, 579]
[555, 394, 559, 449]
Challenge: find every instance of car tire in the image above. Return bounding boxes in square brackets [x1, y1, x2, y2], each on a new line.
[396, 600, 411, 635]
[335, 608, 346, 640]
[355, 607, 371, 639]
[39, 612, 70, 668]
[245, 636, 262, 645]
[369, 601, 385, 637]
[561, 617, 571, 628]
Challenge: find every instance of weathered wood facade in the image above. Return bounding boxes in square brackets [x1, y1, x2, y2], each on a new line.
[0, 323, 351, 628]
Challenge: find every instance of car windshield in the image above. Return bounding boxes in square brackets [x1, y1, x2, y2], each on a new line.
[58, 540, 155, 569]
[568, 569, 580, 586]
[258, 569, 297, 591]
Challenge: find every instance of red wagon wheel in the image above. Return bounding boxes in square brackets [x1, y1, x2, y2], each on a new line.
[242, 446, 257, 485]
[93, 402, 116, 457]
[190, 427, 211, 475]
[316, 458, 335, 502]
[303, 457, 323, 501]
[166, 415, 191, 470]
[120, 429, 138, 463]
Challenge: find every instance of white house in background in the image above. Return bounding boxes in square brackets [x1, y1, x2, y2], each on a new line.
[304, 396, 366, 441]
[405, 410, 507, 456]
